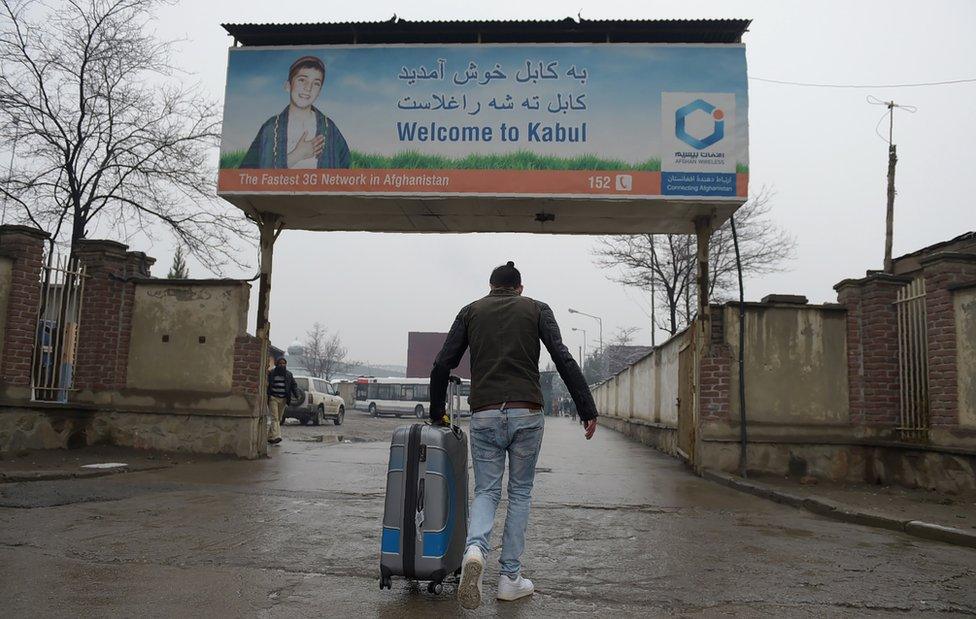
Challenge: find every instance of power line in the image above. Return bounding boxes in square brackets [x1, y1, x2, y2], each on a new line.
[750, 76, 976, 89]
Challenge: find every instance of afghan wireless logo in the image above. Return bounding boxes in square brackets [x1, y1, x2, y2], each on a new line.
[675, 99, 725, 150]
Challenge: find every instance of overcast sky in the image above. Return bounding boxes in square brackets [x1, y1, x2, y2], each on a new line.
[140, 0, 975, 366]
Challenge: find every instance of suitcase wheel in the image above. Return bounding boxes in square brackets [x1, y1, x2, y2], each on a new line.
[427, 581, 443, 595]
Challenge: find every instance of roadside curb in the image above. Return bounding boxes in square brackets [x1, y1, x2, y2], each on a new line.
[0, 464, 169, 484]
[701, 470, 976, 550]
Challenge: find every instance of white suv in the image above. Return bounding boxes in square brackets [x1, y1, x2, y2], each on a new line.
[285, 375, 346, 426]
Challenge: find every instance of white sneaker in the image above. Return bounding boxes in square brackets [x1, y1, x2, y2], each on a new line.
[496, 573, 534, 601]
[457, 546, 485, 609]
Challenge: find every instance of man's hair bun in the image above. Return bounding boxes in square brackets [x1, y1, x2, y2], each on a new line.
[490, 261, 522, 288]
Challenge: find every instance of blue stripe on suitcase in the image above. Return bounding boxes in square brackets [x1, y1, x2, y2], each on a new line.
[381, 527, 400, 554]
[421, 449, 455, 558]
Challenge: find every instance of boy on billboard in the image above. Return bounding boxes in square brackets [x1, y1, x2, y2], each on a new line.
[240, 56, 351, 169]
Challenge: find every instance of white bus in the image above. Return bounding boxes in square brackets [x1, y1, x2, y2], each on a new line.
[354, 376, 470, 419]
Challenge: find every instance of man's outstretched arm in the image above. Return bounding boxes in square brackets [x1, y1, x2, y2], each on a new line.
[537, 302, 599, 434]
[429, 311, 468, 421]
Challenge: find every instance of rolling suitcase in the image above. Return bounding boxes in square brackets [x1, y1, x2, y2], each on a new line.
[379, 376, 468, 593]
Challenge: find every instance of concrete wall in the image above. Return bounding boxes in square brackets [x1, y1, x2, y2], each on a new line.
[724, 304, 849, 425]
[657, 338, 680, 426]
[127, 282, 249, 393]
[956, 286, 976, 428]
[591, 331, 684, 424]
[589, 241, 976, 492]
[591, 331, 685, 455]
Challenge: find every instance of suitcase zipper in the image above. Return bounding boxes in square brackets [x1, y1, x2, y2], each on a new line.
[402, 424, 423, 578]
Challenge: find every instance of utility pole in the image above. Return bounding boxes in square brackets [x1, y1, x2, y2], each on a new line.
[884, 101, 898, 274]
[871, 97, 915, 274]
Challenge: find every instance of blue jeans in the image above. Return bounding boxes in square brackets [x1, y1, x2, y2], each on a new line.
[466, 408, 545, 575]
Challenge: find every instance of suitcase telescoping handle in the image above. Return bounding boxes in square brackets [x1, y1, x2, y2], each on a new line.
[447, 375, 462, 428]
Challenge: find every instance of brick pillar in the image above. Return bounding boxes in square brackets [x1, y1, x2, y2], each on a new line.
[0, 225, 49, 400]
[72, 240, 154, 395]
[124, 251, 156, 278]
[700, 304, 732, 421]
[835, 273, 910, 433]
[921, 253, 976, 428]
[233, 334, 263, 398]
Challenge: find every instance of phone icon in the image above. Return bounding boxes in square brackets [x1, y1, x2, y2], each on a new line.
[615, 174, 633, 191]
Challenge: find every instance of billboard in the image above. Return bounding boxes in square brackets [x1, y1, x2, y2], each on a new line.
[218, 44, 748, 202]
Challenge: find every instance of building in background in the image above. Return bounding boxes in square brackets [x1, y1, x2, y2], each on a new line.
[406, 332, 471, 379]
[605, 345, 655, 377]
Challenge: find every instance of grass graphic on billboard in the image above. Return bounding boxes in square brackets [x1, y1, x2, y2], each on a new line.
[219, 149, 749, 173]
[219, 149, 670, 171]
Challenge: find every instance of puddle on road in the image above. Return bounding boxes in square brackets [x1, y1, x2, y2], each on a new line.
[293, 435, 375, 444]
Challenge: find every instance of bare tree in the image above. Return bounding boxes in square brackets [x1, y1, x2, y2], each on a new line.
[320, 332, 348, 381]
[302, 324, 326, 378]
[302, 323, 348, 381]
[594, 188, 795, 336]
[0, 0, 251, 268]
[610, 326, 640, 347]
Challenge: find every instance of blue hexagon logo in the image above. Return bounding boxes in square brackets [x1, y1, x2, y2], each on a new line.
[675, 99, 725, 150]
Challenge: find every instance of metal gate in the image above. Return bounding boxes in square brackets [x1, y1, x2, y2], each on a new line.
[894, 277, 928, 440]
[31, 253, 86, 403]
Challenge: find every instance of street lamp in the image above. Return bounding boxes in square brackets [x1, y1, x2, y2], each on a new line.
[568, 307, 604, 378]
[567, 308, 603, 355]
[571, 327, 587, 360]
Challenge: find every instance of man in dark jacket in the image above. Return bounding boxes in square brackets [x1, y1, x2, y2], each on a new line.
[267, 356, 300, 445]
[429, 261, 598, 609]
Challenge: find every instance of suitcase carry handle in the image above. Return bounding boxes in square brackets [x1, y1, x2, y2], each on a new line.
[447, 375, 462, 430]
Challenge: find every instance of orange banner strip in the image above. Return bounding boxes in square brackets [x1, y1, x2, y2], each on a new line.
[219, 169, 662, 196]
[218, 169, 750, 198]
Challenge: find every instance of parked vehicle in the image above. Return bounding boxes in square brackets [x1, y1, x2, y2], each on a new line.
[354, 376, 471, 419]
[284, 375, 345, 426]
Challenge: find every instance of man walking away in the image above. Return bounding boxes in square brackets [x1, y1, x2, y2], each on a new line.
[429, 261, 598, 610]
[267, 356, 299, 445]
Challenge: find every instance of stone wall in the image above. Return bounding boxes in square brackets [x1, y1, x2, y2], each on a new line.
[0, 406, 263, 458]
[0, 232, 266, 459]
[594, 282, 976, 492]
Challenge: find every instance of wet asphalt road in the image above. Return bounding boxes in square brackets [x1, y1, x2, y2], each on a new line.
[1, 410, 974, 617]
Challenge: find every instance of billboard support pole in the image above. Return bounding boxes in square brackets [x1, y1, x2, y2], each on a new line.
[255, 212, 281, 455]
[692, 215, 713, 472]
[256, 212, 280, 339]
